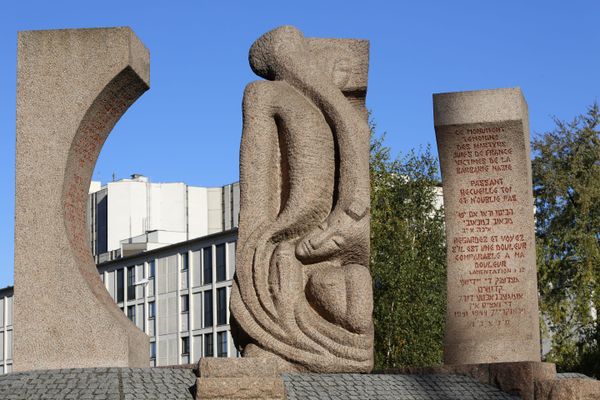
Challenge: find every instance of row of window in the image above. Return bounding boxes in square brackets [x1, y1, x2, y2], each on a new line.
[199, 245, 227, 283]
[114, 244, 231, 304]
[150, 332, 228, 360]
[124, 287, 229, 330]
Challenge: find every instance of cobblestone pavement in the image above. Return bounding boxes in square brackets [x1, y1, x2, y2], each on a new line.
[0, 368, 196, 400]
[283, 373, 520, 400]
[11, 367, 588, 399]
[556, 372, 593, 379]
[0, 367, 595, 399]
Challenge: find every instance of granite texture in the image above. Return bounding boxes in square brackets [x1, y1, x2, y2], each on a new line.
[14, 27, 150, 371]
[196, 358, 286, 399]
[198, 358, 280, 378]
[197, 377, 286, 399]
[433, 88, 541, 364]
[230, 25, 374, 373]
[535, 377, 600, 400]
[488, 362, 556, 400]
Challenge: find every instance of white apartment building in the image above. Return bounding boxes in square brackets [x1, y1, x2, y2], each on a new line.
[0, 176, 240, 372]
[0, 287, 13, 373]
[88, 174, 239, 262]
[98, 228, 238, 367]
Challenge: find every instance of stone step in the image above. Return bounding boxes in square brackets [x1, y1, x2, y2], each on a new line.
[196, 376, 286, 400]
[198, 357, 280, 378]
[195, 358, 286, 399]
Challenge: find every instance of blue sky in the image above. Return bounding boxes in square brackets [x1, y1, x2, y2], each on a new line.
[0, 1, 599, 287]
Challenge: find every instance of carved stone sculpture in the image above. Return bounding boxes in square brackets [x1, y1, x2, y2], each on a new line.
[230, 26, 373, 373]
[14, 27, 149, 370]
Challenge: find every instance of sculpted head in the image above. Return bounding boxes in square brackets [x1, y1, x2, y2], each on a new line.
[249, 25, 369, 95]
[249, 25, 306, 80]
[308, 38, 369, 94]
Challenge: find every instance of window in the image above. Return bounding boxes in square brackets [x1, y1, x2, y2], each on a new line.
[228, 242, 236, 278]
[204, 333, 213, 357]
[217, 288, 227, 325]
[216, 244, 226, 282]
[203, 247, 212, 284]
[116, 269, 124, 303]
[149, 260, 156, 279]
[181, 336, 189, 355]
[181, 252, 189, 271]
[139, 305, 145, 331]
[127, 305, 135, 322]
[148, 301, 155, 319]
[203, 291, 213, 327]
[127, 266, 135, 301]
[150, 342, 156, 360]
[181, 295, 189, 313]
[217, 332, 227, 357]
[96, 195, 108, 254]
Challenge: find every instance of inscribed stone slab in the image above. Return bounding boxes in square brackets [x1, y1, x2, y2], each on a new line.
[434, 88, 541, 364]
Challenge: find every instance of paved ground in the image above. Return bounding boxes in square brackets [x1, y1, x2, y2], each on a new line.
[556, 372, 593, 379]
[283, 373, 519, 400]
[0, 367, 593, 399]
[0, 368, 196, 400]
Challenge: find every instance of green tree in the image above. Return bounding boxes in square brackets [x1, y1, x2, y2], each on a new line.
[533, 103, 600, 378]
[370, 131, 447, 369]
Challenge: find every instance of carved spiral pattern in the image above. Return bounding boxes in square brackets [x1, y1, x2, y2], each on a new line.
[230, 26, 373, 373]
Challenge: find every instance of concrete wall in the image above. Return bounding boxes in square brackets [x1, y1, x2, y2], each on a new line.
[188, 187, 209, 240]
[90, 178, 239, 258]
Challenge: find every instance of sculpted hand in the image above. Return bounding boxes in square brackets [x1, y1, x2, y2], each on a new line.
[295, 199, 369, 262]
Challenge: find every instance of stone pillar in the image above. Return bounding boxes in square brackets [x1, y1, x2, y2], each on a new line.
[434, 88, 541, 365]
[14, 27, 150, 371]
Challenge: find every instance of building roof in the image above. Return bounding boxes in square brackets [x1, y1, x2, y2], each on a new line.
[0, 285, 13, 296]
[97, 228, 238, 270]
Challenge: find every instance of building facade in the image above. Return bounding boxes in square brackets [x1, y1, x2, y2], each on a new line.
[88, 175, 239, 262]
[0, 287, 13, 373]
[98, 229, 238, 366]
[0, 176, 241, 372]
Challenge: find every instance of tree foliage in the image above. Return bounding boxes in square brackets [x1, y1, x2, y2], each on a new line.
[370, 131, 447, 369]
[533, 103, 600, 378]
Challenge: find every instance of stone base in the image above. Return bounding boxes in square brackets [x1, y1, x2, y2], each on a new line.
[535, 378, 600, 400]
[485, 362, 556, 400]
[196, 358, 286, 400]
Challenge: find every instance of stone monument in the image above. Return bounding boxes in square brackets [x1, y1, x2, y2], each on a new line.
[433, 88, 541, 365]
[229, 25, 374, 373]
[14, 27, 150, 370]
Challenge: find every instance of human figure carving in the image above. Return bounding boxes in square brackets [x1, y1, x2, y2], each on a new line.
[230, 26, 373, 373]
